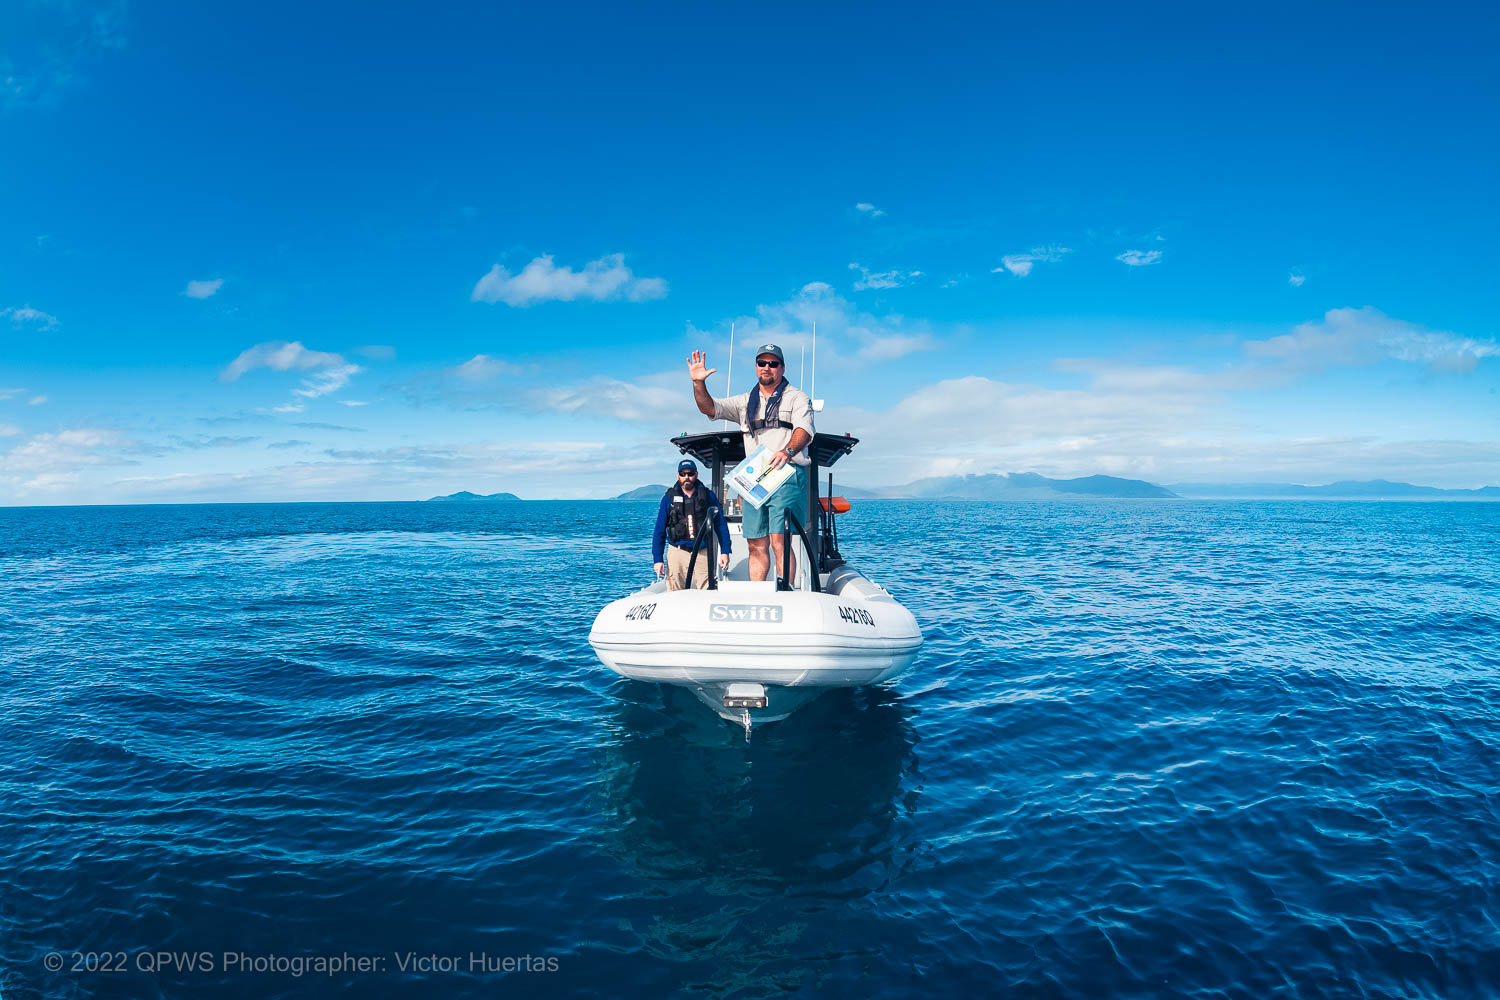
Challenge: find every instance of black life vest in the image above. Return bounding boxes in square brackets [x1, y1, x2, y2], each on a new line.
[745, 377, 795, 432]
[665, 482, 712, 544]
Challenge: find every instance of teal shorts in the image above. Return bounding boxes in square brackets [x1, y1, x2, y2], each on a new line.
[741, 464, 809, 539]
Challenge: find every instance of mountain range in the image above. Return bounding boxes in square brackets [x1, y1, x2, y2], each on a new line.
[424, 490, 522, 502]
[430, 477, 1499, 503]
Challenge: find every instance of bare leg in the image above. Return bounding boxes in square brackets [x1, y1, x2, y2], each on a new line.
[746, 536, 770, 581]
[767, 531, 796, 584]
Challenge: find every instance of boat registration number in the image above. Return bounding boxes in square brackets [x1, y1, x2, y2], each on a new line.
[625, 603, 657, 621]
[838, 606, 876, 627]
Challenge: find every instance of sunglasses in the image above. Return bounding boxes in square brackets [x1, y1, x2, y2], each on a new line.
[678, 470, 697, 477]
[756, 359, 783, 368]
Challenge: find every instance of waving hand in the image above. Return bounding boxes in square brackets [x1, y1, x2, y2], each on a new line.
[687, 350, 717, 383]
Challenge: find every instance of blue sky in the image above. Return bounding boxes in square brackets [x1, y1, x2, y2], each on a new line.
[2, 0, 1497, 503]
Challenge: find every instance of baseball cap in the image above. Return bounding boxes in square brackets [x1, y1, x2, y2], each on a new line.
[754, 344, 785, 364]
[677, 459, 698, 473]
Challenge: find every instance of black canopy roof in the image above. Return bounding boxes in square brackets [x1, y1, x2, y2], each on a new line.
[671, 430, 858, 470]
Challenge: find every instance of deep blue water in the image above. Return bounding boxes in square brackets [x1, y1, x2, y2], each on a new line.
[3, 500, 1498, 999]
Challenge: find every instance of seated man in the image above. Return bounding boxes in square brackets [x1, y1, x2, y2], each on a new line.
[686, 344, 813, 583]
[652, 459, 732, 590]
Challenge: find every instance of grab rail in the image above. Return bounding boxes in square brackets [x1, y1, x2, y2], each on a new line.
[683, 506, 722, 591]
[778, 509, 821, 593]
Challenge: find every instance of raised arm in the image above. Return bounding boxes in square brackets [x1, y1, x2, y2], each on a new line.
[687, 350, 717, 418]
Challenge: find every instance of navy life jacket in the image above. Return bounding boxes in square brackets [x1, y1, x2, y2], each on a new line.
[665, 482, 712, 545]
[744, 377, 795, 432]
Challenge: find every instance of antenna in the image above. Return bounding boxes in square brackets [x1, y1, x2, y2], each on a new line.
[723, 321, 734, 429]
[811, 321, 823, 412]
[800, 343, 805, 386]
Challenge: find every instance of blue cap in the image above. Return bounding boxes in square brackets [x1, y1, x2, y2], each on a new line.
[677, 459, 697, 473]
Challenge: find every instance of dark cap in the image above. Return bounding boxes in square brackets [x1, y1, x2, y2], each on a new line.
[755, 344, 785, 364]
[677, 459, 698, 473]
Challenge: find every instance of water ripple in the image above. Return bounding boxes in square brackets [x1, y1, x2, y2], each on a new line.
[2, 500, 1498, 998]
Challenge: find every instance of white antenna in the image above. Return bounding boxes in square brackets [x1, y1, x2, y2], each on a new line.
[800, 343, 805, 386]
[723, 321, 734, 429]
[811, 321, 822, 412]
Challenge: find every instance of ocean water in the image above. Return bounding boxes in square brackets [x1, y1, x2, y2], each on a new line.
[2, 499, 1498, 999]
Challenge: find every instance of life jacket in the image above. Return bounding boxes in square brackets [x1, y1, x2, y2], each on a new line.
[744, 377, 795, 432]
[665, 482, 712, 545]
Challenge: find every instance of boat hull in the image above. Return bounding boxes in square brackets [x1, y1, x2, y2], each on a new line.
[589, 571, 921, 727]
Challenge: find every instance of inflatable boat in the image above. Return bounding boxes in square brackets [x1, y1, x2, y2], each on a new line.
[588, 430, 922, 729]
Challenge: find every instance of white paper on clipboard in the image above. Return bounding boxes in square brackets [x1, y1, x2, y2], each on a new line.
[726, 446, 795, 509]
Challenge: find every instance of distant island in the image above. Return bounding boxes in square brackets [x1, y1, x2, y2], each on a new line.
[431, 476, 1499, 503]
[612, 484, 668, 500]
[1166, 480, 1500, 499]
[424, 490, 522, 502]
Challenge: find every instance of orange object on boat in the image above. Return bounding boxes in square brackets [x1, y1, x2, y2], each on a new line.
[820, 496, 852, 513]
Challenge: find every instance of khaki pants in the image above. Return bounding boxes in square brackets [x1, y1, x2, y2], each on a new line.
[665, 544, 711, 591]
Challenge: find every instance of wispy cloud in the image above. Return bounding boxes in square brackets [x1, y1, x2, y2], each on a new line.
[2, 0, 128, 112]
[0, 427, 130, 492]
[854, 202, 886, 218]
[1288, 271, 1306, 287]
[994, 246, 1071, 278]
[291, 364, 361, 399]
[697, 281, 935, 375]
[267, 440, 310, 450]
[221, 341, 345, 382]
[471, 253, 667, 307]
[1244, 306, 1500, 374]
[338, 400, 368, 407]
[0, 424, 20, 437]
[848, 263, 922, 291]
[3, 306, 59, 330]
[29, 395, 47, 405]
[449, 354, 523, 381]
[164, 435, 260, 451]
[184, 278, 223, 299]
[353, 344, 396, 360]
[220, 340, 363, 406]
[530, 376, 685, 424]
[1116, 250, 1163, 267]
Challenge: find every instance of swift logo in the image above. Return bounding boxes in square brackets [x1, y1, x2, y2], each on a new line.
[709, 604, 783, 623]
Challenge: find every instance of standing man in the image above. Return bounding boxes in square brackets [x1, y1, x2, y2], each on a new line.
[687, 344, 814, 583]
[653, 458, 732, 590]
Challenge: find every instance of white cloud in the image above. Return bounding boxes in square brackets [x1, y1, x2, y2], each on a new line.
[848, 263, 922, 291]
[219, 341, 362, 407]
[339, 400, 368, 407]
[471, 253, 667, 307]
[3, 306, 59, 330]
[994, 247, 1071, 278]
[699, 281, 935, 375]
[1244, 306, 1499, 374]
[449, 354, 523, 381]
[855, 202, 886, 217]
[531, 377, 686, 424]
[221, 341, 346, 382]
[1288, 271, 1306, 287]
[0, 388, 26, 400]
[291, 363, 361, 399]
[184, 278, 223, 299]
[0, 424, 19, 437]
[29, 395, 47, 405]
[1116, 250, 1163, 267]
[0, 427, 130, 492]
